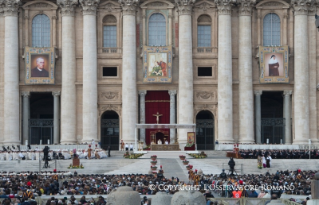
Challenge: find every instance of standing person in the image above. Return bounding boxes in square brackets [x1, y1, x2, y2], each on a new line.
[107, 146, 111, 157]
[266, 155, 272, 168]
[130, 143, 133, 151]
[262, 155, 266, 168]
[125, 143, 129, 151]
[87, 145, 92, 160]
[121, 140, 124, 151]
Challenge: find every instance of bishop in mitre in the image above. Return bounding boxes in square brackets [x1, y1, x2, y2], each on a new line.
[268, 55, 279, 76]
[157, 139, 162, 144]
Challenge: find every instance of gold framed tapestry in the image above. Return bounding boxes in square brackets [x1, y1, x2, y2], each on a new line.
[143, 46, 172, 83]
[24, 47, 55, 84]
[259, 46, 289, 83]
[186, 132, 195, 147]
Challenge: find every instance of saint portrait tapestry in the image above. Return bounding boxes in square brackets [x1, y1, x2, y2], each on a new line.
[259, 46, 289, 83]
[24, 47, 56, 84]
[143, 46, 172, 83]
[186, 132, 195, 147]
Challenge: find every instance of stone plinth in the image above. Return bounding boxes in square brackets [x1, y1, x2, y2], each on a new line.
[152, 192, 172, 205]
[72, 156, 80, 167]
[171, 190, 206, 205]
[107, 186, 140, 205]
[312, 180, 319, 199]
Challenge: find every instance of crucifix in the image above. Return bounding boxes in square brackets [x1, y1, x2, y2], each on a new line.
[153, 112, 162, 124]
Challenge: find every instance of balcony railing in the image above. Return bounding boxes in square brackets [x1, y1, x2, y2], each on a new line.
[196, 47, 216, 53]
[102, 47, 122, 54]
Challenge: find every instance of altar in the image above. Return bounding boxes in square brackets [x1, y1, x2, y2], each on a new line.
[151, 144, 180, 151]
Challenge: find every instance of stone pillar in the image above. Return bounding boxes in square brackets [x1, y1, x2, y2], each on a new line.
[57, 0, 78, 144]
[22, 92, 30, 145]
[119, 0, 138, 144]
[79, 0, 99, 143]
[254, 91, 262, 144]
[291, 0, 310, 144]
[3, 0, 20, 145]
[215, 0, 234, 143]
[139, 90, 146, 144]
[238, 0, 255, 144]
[169, 90, 176, 143]
[176, 0, 194, 147]
[283, 90, 292, 144]
[53, 91, 60, 144]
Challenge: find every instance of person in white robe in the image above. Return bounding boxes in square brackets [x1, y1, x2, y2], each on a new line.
[157, 139, 162, 144]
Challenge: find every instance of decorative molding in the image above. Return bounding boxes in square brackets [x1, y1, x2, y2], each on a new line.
[99, 92, 120, 101]
[52, 91, 61, 96]
[79, 0, 100, 15]
[99, 104, 121, 116]
[194, 104, 217, 119]
[57, 0, 78, 16]
[175, 0, 196, 16]
[168, 90, 177, 96]
[2, 0, 21, 16]
[238, 0, 256, 16]
[138, 90, 147, 96]
[254, 90, 263, 95]
[214, 0, 235, 15]
[261, 2, 284, 7]
[33, 3, 53, 8]
[118, 0, 139, 16]
[291, 0, 314, 15]
[148, 2, 166, 7]
[256, 0, 290, 9]
[21, 91, 30, 98]
[195, 2, 214, 12]
[196, 91, 215, 101]
[283, 90, 292, 96]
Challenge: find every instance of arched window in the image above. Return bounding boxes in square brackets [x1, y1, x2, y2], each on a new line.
[197, 15, 212, 47]
[32, 14, 51, 47]
[263, 13, 281, 46]
[148, 13, 166, 46]
[103, 15, 117, 48]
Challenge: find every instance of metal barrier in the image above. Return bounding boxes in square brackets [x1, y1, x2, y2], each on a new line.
[207, 198, 300, 205]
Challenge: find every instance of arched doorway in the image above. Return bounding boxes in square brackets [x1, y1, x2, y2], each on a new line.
[155, 132, 165, 144]
[196, 111, 214, 150]
[101, 111, 119, 150]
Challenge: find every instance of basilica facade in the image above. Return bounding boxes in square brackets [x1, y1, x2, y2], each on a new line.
[0, 0, 318, 149]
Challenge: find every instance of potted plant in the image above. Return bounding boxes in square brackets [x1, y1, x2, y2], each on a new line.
[186, 165, 191, 170]
[189, 164, 193, 169]
[179, 155, 186, 160]
[150, 160, 157, 165]
[151, 165, 157, 170]
[151, 155, 157, 160]
[182, 159, 189, 165]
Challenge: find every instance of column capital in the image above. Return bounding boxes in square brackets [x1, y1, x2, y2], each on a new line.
[168, 90, 177, 96]
[1, 0, 21, 17]
[214, 0, 235, 15]
[238, 0, 256, 16]
[119, 0, 139, 16]
[254, 90, 262, 95]
[291, 0, 314, 15]
[79, 0, 100, 16]
[175, 0, 196, 16]
[57, 0, 78, 17]
[283, 90, 293, 96]
[21, 91, 30, 98]
[138, 90, 147, 96]
[52, 91, 61, 97]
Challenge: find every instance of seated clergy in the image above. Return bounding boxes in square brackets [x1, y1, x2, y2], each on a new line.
[165, 140, 169, 145]
[157, 139, 162, 145]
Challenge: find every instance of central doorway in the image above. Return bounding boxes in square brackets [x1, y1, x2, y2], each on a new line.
[101, 111, 120, 150]
[196, 111, 214, 150]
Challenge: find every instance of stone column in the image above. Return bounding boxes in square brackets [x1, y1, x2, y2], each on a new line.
[175, 0, 195, 147]
[3, 0, 20, 145]
[215, 0, 234, 143]
[53, 91, 60, 144]
[139, 90, 146, 144]
[283, 90, 292, 144]
[254, 91, 262, 144]
[119, 0, 138, 144]
[238, 0, 255, 144]
[22, 92, 30, 145]
[291, 0, 310, 144]
[57, 0, 78, 144]
[169, 90, 176, 143]
[79, 0, 99, 143]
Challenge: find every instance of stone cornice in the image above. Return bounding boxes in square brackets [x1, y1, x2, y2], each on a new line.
[291, 0, 315, 15]
[1, 0, 21, 17]
[214, 0, 236, 15]
[138, 90, 147, 96]
[168, 90, 177, 96]
[118, 0, 139, 16]
[52, 91, 61, 96]
[57, 0, 78, 17]
[238, 0, 256, 16]
[79, 0, 100, 16]
[175, 0, 196, 16]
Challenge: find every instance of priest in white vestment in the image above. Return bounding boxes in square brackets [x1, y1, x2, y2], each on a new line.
[157, 139, 162, 144]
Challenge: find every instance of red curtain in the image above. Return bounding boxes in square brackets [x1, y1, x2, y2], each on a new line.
[145, 91, 170, 145]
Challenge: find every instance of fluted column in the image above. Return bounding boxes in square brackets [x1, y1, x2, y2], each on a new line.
[57, 0, 77, 144]
[215, 0, 234, 143]
[80, 0, 99, 143]
[283, 90, 292, 144]
[139, 90, 146, 144]
[3, 0, 20, 145]
[52, 91, 60, 144]
[238, 0, 255, 143]
[176, 0, 195, 147]
[254, 91, 262, 144]
[169, 90, 176, 143]
[22, 92, 30, 145]
[119, 0, 138, 144]
[291, 0, 310, 144]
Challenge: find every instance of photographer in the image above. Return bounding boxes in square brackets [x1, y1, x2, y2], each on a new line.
[43, 146, 49, 168]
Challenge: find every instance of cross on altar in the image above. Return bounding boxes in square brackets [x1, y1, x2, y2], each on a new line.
[153, 112, 162, 124]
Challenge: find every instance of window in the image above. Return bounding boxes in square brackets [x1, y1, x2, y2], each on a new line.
[197, 15, 212, 47]
[198, 67, 212, 77]
[103, 15, 117, 48]
[32, 14, 51, 47]
[263, 13, 281, 46]
[148, 13, 166, 46]
[103, 67, 117, 77]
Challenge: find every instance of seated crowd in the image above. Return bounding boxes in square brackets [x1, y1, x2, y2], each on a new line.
[239, 149, 319, 159]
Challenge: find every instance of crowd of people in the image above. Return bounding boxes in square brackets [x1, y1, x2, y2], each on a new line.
[239, 149, 319, 159]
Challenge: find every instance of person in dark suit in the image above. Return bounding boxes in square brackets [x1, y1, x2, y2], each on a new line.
[31, 57, 49, 77]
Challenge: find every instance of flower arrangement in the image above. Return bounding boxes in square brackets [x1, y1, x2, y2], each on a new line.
[150, 165, 157, 170]
[182, 159, 189, 165]
[188, 152, 207, 159]
[123, 152, 143, 159]
[68, 163, 84, 169]
[186, 164, 193, 170]
[151, 155, 157, 160]
[150, 160, 157, 165]
[179, 155, 186, 160]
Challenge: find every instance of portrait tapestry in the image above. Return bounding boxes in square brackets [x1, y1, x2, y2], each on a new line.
[143, 46, 172, 83]
[259, 46, 289, 83]
[24, 47, 55, 84]
[186, 132, 195, 147]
